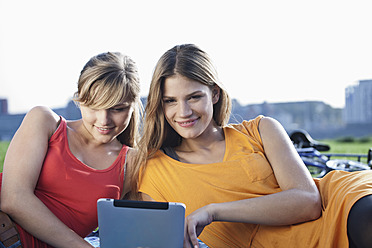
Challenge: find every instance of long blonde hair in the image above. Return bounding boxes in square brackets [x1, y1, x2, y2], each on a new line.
[131, 44, 231, 194]
[74, 52, 142, 147]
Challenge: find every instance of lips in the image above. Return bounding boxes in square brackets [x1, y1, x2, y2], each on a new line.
[96, 126, 114, 134]
[177, 119, 198, 127]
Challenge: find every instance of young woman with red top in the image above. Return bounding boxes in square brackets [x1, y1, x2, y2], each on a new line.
[0, 52, 142, 248]
[135, 44, 372, 248]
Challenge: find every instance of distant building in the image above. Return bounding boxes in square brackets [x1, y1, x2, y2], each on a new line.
[232, 100, 344, 138]
[345, 80, 372, 124]
[0, 113, 25, 140]
[0, 99, 8, 115]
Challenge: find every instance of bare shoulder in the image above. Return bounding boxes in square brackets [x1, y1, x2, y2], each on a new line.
[258, 116, 285, 137]
[257, 116, 294, 152]
[27, 106, 59, 120]
[23, 106, 61, 138]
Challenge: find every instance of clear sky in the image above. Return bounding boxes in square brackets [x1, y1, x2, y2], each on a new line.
[1, 0, 372, 114]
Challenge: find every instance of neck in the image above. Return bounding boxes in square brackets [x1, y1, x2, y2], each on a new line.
[178, 125, 224, 153]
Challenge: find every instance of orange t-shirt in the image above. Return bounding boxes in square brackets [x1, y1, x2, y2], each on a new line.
[139, 115, 372, 248]
[1, 117, 128, 247]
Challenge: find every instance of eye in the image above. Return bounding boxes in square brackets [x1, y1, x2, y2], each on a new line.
[111, 106, 130, 112]
[163, 98, 176, 104]
[189, 94, 203, 100]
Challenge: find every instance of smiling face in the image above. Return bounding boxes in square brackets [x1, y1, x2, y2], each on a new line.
[80, 101, 134, 144]
[162, 74, 220, 140]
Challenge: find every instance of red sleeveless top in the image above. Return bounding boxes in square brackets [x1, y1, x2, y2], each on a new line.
[4, 117, 128, 247]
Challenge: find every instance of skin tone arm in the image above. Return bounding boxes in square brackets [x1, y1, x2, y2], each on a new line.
[1, 106, 93, 248]
[181, 117, 322, 248]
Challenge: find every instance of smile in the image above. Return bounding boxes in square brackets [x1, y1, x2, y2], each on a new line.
[177, 119, 197, 127]
[96, 126, 114, 134]
[97, 127, 111, 131]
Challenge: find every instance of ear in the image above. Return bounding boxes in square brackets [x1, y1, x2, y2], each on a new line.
[212, 85, 220, 104]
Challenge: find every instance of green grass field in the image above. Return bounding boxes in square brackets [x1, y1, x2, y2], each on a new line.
[0, 137, 371, 172]
[321, 137, 372, 164]
[0, 141, 10, 172]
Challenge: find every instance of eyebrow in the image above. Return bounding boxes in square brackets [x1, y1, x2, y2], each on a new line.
[111, 102, 131, 108]
[162, 90, 205, 99]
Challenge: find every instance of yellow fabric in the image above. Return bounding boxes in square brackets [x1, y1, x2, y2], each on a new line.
[139, 115, 372, 247]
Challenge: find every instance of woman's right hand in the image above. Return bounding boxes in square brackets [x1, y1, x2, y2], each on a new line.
[183, 204, 214, 248]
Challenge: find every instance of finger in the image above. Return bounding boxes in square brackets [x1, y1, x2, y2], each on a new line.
[183, 238, 192, 248]
[183, 234, 194, 248]
[187, 223, 200, 248]
[183, 224, 193, 248]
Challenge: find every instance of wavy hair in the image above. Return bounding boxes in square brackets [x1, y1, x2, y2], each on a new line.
[74, 52, 142, 147]
[131, 44, 231, 195]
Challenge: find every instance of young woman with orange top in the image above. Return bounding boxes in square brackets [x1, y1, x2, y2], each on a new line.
[136, 44, 372, 248]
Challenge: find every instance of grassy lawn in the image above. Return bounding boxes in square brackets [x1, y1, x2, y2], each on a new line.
[0, 141, 10, 172]
[320, 137, 372, 164]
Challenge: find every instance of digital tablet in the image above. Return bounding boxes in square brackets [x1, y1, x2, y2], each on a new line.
[97, 198, 185, 248]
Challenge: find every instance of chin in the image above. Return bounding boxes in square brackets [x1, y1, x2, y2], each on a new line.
[180, 132, 202, 140]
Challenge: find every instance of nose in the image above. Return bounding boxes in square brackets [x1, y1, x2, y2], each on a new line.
[178, 101, 192, 117]
[96, 110, 111, 126]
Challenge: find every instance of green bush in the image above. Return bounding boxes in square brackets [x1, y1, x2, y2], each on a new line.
[336, 136, 356, 143]
[359, 137, 371, 143]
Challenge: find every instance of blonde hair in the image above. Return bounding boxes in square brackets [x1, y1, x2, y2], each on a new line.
[74, 52, 142, 147]
[131, 44, 231, 195]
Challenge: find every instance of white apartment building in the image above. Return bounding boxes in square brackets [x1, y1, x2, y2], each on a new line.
[344, 80, 372, 124]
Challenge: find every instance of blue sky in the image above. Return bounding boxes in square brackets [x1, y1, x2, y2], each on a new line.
[1, 0, 372, 113]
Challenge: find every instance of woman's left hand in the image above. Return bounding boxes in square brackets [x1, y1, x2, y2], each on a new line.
[184, 205, 214, 248]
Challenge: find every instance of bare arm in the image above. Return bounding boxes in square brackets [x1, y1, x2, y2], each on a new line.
[210, 117, 321, 224]
[1, 106, 93, 248]
[185, 117, 321, 247]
